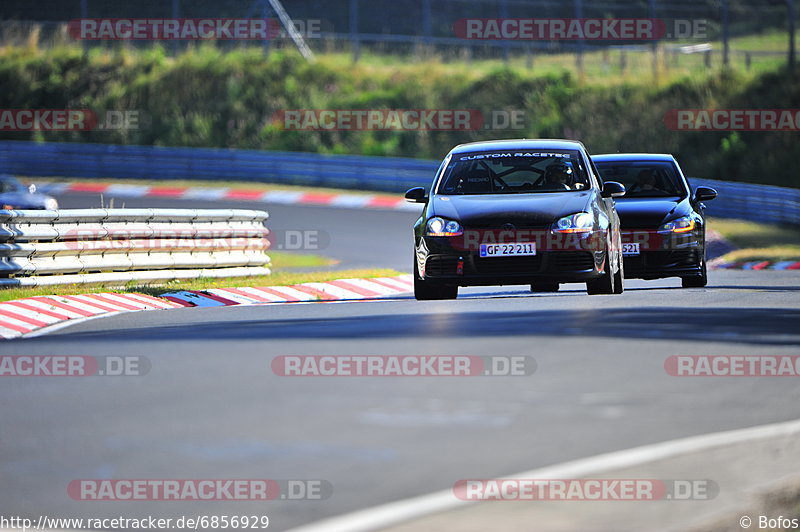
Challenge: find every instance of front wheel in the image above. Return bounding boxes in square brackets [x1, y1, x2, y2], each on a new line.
[682, 258, 708, 288]
[414, 261, 458, 300]
[587, 251, 623, 295]
[612, 253, 624, 294]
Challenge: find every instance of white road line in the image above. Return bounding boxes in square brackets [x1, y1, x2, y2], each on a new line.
[287, 417, 800, 532]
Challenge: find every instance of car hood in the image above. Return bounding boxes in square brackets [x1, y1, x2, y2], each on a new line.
[614, 197, 690, 229]
[430, 192, 593, 227]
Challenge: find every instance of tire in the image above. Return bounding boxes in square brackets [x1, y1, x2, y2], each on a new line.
[612, 251, 624, 294]
[587, 251, 622, 295]
[414, 260, 458, 300]
[682, 258, 708, 288]
[531, 282, 559, 292]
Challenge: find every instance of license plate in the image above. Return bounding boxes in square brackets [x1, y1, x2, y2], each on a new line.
[480, 242, 536, 257]
[622, 243, 640, 256]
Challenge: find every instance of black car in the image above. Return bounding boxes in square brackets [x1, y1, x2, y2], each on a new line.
[592, 154, 717, 288]
[405, 139, 627, 300]
[0, 174, 59, 210]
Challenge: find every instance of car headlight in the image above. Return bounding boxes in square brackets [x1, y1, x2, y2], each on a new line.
[426, 217, 463, 236]
[659, 215, 695, 233]
[44, 198, 59, 211]
[552, 212, 594, 233]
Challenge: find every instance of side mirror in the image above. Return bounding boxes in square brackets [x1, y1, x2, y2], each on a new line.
[28, 183, 37, 194]
[601, 181, 626, 198]
[694, 186, 717, 202]
[404, 187, 428, 203]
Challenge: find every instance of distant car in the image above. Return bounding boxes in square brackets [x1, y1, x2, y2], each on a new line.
[405, 139, 627, 300]
[592, 154, 717, 288]
[0, 174, 58, 210]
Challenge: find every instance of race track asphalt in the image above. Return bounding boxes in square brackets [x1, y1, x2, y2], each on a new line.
[0, 191, 797, 531]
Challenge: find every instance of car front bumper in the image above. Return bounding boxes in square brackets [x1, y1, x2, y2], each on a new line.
[620, 229, 704, 279]
[416, 231, 610, 286]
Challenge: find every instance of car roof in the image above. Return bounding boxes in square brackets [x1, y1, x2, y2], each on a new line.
[592, 153, 676, 162]
[450, 139, 587, 154]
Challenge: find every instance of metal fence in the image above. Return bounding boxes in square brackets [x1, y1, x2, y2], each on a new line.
[2, 140, 799, 226]
[0, 207, 271, 286]
[1, 0, 795, 69]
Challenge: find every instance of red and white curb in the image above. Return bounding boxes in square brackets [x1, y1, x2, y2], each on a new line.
[0, 293, 183, 339]
[161, 275, 413, 307]
[709, 259, 800, 270]
[0, 275, 414, 339]
[40, 182, 421, 211]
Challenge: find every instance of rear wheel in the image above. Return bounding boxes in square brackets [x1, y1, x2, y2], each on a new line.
[531, 282, 559, 292]
[414, 261, 458, 300]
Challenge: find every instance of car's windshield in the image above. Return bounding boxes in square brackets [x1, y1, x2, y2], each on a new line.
[594, 160, 687, 198]
[437, 149, 590, 195]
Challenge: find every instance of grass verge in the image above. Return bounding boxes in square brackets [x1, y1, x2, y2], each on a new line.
[709, 217, 800, 263]
[269, 251, 337, 269]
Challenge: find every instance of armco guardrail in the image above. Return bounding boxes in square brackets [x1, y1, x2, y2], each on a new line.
[0, 208, 270, 287]
[690, 177, 800, 226]
[2, 140, 799, 225]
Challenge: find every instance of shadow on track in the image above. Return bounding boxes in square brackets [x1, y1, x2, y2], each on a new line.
[35, 306, 800, 346]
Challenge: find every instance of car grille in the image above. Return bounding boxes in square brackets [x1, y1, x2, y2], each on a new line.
[427, 251, 597, 277]
[425, 256, 461, 277]
[625, 250, 700, 273]
[548, 252, 596, 271]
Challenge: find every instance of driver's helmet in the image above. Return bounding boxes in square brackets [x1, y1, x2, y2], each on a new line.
[544, 163, 573, 184]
